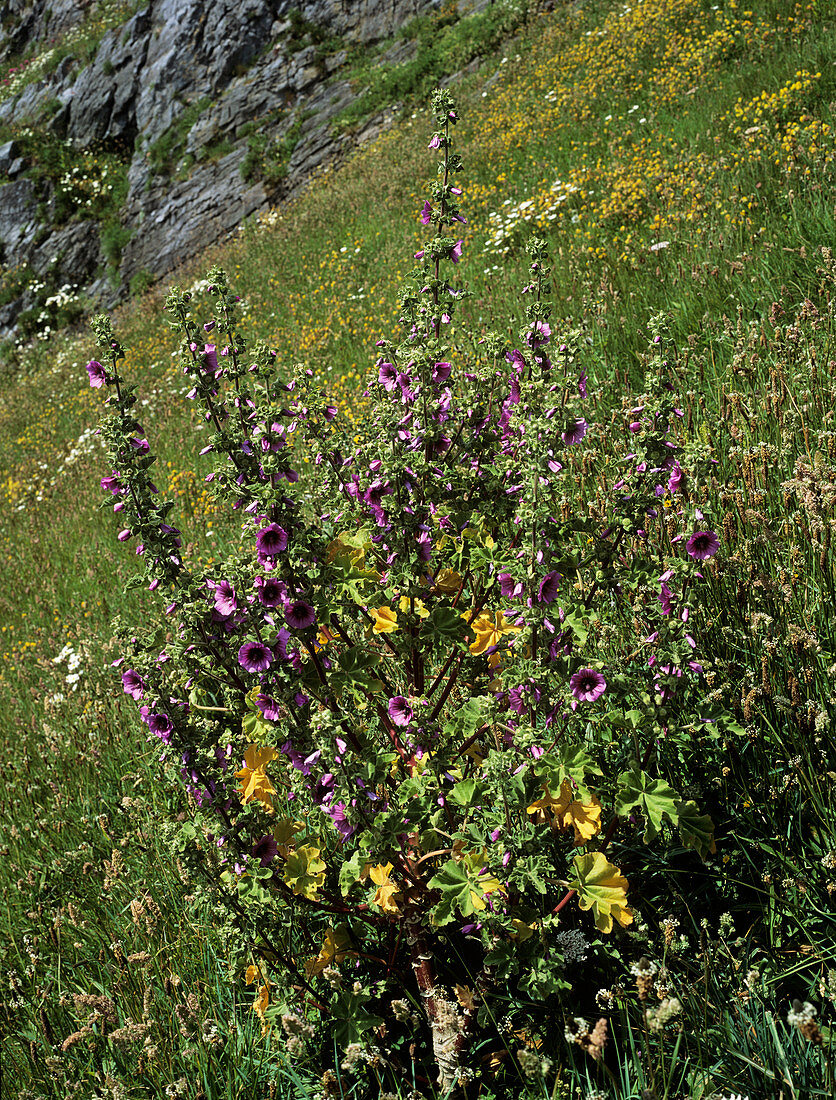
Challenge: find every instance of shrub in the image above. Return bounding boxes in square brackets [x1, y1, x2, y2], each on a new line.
[89, 90, 732, 1093]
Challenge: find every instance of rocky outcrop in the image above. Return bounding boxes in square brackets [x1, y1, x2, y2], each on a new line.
[0, 0, 485, 341]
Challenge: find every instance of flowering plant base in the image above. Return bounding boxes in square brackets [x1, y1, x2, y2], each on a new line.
[90, 90, 728, 1093]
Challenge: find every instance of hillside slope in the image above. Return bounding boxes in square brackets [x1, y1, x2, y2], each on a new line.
[0, 0, 531, 344]
[3, 0, 836, 1095]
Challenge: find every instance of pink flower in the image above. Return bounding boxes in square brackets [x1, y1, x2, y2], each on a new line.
[86, 360, 107, 387]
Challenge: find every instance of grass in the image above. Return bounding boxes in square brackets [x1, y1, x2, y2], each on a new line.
[3, 0, 836, 1094]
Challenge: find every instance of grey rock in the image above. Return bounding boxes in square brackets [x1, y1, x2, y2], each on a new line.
[0, 140, 20, 172]
[67, 7, 152, 149]
[0, 178, 40, 257]
[119, 148, 268, 287]
[29, 220, 104, 285]
[0, 0, 87, 66]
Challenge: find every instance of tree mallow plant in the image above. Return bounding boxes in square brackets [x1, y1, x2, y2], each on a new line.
[90, 90, 728, 1094]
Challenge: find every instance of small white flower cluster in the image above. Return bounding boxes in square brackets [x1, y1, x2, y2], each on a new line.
[786, 1000, 817, 1029]
[16, 422, 103, 512]
[44, 283, 80, 309]
[483, 180, 581, 255]
[59, 164, 114, 206]
[52, 643, 84, 690]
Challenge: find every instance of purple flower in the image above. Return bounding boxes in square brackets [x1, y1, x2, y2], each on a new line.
[256, 693, 282, 721]
[285, 600, 316, 630]
[450, 239, 464, 263]
[668, 466, 685, 494]
[255, 575, 286, 607]
[121, 668, 146, 700]
[416, 531, 432, 563]
[578, 369, 588, 398]
[203, 344, 218, 372]
[388, 696, 413, 727]
[146, 711, 173, 740]
[101, 473, 123, 494]
[260, 422, 285, 453]
[526, 321, 551, 348]
[569, 668, 607, 703]
[213, 579, 237, 616]
[253, 835, 278, 866]
[562, 418, 588, 446]
[86, 360, 107, 388]
[658, 582, 673, 616]
[378, 361, 398, 390]
[538, 571, 561, 604]
[499, 573, 524, 600]
[432, 361, 452, 384]
[129, 437, 150, 453]
[420, 200, 433, 225]
[428, 134, 442, 149]
[686, 530, 720, 561]
[256, 523, 288, 561]
[238, 641, 273, 673]
[324, 801, 357, 842]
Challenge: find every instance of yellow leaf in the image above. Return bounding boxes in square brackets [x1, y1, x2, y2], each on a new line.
[234, 745, 280, 812]
[272, 817, 304, 846]
[469, 874, 505, 911]
[369, 862, 401, 914]
[463, 610, 521, 656]
[245, 964, 261, 985]
[305, 924, 351, 977]
[370, 606, 399, 634]
[527, 778, 572, 822]
[253, 982, 270, 1020]
[433, 569, 462, 595]
[570, 852, 633, 934]
[398, 595, 429, 618]
[561, 795, 603, 845]
[283, 844, 326, 899]
[510, 918, 538, 942]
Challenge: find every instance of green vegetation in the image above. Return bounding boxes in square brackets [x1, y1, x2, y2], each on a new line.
[0, 0, 144, 106]
[2, 0, 836, 1095]
[144, 97, 212, 177]
[241, 114, 306, 185]
[332, 0, 531, 133]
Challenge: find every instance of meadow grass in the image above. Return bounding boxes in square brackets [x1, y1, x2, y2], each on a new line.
[3, 0, 836, 1095]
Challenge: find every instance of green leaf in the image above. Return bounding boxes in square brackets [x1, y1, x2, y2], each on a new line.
[562, 610, 589, 645]
[675, 800, 716, 860]
[535, 743, 602, 799]
[338, 647, 380, 674]
[426, 604, 469, 639]
[428, 861, 477, 925]
[450, 777, 478, 807]
[443, 696, 488, 739]
[615, 766, 680, 843]
[339, 849, 367, 897]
